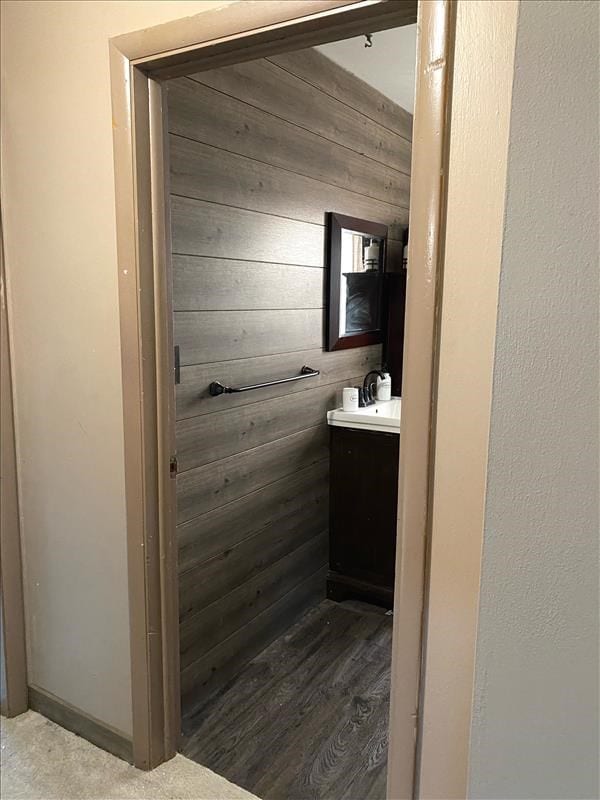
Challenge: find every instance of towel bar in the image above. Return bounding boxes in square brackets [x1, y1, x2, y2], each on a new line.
[209, 366, 320, 396]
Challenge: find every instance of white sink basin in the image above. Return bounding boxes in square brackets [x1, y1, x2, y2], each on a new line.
[327, 397, 401, 434]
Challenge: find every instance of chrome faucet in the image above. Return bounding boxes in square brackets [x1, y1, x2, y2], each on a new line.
[362, 370, 385, 406]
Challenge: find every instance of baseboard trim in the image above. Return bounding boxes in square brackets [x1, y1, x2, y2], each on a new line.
[327, 571, 394, 608]
[28, 685, 133, 764]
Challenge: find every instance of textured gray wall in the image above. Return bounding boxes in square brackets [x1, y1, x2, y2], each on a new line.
[469, 2, 600, 797]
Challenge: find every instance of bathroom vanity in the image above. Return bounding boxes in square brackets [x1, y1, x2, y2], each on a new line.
[327, 399, 401, 608]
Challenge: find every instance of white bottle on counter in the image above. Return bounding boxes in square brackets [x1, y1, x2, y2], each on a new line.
[376, 372, 392, 402]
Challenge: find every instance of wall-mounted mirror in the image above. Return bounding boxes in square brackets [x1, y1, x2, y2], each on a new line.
[326, 213, 388, 351]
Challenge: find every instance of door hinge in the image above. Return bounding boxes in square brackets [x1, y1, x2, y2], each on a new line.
[174, 345, 181, 385]
[412, 710, 420, 739]
[169, 455, 178, 478]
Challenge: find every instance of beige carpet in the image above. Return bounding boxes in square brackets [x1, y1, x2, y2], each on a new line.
[0, 711, 259, 800]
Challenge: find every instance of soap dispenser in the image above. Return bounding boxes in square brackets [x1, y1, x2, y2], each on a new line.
[376, 370, 392, 402]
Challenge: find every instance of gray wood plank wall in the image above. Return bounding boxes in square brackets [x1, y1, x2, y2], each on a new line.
[167, 46, 412, 716]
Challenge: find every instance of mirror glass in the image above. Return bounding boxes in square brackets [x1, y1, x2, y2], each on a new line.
[338, 229, 385, 337]
[326, 213, 388, 351]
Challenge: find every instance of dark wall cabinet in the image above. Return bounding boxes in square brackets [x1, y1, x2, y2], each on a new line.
[383, 270, 407, 397]
[328, 426, 399, 608]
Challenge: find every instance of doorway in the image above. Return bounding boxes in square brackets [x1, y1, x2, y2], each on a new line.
[167, 27, 415, 798]
[109, 1, 453, 796]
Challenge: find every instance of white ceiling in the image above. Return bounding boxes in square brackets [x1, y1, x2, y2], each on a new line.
[317, 25, 417, 113]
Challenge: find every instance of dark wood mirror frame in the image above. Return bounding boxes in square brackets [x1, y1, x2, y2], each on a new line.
[326, 212, 388, 351]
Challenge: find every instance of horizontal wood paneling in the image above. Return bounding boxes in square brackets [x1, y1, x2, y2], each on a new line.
[178, 458, 329, 574]
[179, 509, 328, 623]
[175, 308, 324, 367]
[181, 567, 327, 703]
[177, 426, 328, 526]
[173, 254, 324, 312]
[176, 379, 359, 473]
[176, 345, 381, 419]
[180, 533, 328, 670]
[170, 133, 408, 237]
[168, 78, 408, 208]
[188, 60, 412, 173]
[268, 48, 413, 139]
[172, 195, 324, 266]
[169, 47, 411, 711]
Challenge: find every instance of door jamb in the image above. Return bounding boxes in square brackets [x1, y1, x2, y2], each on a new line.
[0, 213, 29, 719]
[388, 2, 455, 795]
[109, 1, 454, 792]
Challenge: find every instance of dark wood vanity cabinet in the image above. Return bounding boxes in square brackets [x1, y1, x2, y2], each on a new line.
[327, 425, 399, 608]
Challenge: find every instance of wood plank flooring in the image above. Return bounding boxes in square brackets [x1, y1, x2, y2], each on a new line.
[181, 599, 393, 800]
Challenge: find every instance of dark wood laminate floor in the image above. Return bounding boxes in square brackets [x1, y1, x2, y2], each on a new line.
[181, 599, 393, 800]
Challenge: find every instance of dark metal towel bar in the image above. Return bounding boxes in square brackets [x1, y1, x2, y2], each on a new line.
[209, 366, 319, 396]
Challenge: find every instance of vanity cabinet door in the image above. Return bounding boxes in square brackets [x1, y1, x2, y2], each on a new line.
[329, 426, 399, 603]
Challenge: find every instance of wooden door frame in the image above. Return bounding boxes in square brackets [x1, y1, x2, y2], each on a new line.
[109, 1, 454, 794]
[0, 212, 29, 719]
